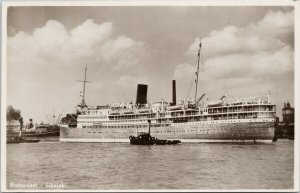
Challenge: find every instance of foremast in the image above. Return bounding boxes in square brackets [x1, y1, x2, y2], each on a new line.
[194, 41, 202, 102]
[77, 64, 91, 110]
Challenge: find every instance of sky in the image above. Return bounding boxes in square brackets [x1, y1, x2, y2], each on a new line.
[6, 6, 294, 123]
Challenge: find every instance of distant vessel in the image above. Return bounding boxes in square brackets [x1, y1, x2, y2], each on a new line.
[60, 43, 276, 143]
[22, 124, 60, 137]
[7, 115, 61, 141]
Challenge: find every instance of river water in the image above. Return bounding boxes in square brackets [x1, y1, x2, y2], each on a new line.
[6, 139, 294, 190]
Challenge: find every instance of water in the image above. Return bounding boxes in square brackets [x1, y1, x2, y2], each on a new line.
[6, 140, 294, 190]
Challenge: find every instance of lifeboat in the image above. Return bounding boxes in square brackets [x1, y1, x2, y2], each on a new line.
[207, 100, 223, 107]
[137, 108, 151, 113]
[228, 98, 243, 105]
[109, 111, 120, 115]
[122, 110, 134, 114]
[231, 101, 242, 105]
[167, 105, 184, 111]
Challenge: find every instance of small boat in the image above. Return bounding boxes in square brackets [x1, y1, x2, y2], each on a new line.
[129, 133, 181, 145]
[129, 120, 181, 145]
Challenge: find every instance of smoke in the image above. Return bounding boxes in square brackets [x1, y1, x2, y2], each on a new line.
[7, 105, 21, 121]
[7, 105, 23, 130]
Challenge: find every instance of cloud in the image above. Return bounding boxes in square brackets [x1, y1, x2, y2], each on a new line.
[34, 20, 68, 48]
[8, 19, 148, 70]
[116, 75, 139, 88]
[70, 20, 112, 48]
[187, 10, 293, 58]
[174, 63, 195, 81]
[203, 45, 293, 80]
[258, 9, 293, 30]
[173, 63, 197, 100]
[7, 19, 150, 122]
[177, 9, 294, 103]
[115, 75, 149, 91]
[94, 75, 150, 103]
[99, 36, 147, 70]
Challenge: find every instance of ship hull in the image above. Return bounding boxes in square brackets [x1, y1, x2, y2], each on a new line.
[60, 119, 275, 143]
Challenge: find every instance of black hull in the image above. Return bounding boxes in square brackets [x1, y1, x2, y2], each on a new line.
[6, 137, 40, 144]
[8, 131, 59, 138]
[129, 134, 181, 145]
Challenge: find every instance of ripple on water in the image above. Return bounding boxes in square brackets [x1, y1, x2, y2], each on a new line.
[6, 139, 294, 190]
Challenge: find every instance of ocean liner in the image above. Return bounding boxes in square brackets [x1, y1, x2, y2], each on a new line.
[60, 43, 276, 143]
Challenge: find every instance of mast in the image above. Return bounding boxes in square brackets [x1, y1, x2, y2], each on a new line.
[78, 64, 90, 108]
[194, 41, 202, 101]
[82, 64, 87, 106]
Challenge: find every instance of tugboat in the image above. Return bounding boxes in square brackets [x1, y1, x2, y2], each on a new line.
[6, 118, 40, 144]
[7, 130, 40, 144]
[129, 120, 181, 145]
